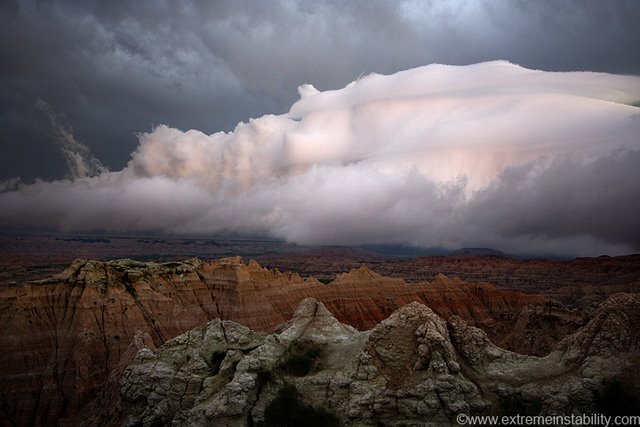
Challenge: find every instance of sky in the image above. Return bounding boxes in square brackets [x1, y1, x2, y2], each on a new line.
[1, 0, 640, 257]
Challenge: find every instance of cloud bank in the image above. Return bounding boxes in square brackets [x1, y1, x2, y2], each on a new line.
[1, 61, 639, 256]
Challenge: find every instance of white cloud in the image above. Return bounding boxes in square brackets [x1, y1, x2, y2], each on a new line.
[1, 61, 639, 256]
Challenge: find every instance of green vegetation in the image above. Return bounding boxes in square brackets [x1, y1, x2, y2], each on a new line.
[278, 340, 325, 377]
[317, 276, 334, 285]
[255, 366, 274, 387]
[259, 384, 341, 427]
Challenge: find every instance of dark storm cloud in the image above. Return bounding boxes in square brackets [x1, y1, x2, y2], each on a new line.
[465, 149, 640, 252]
[1, 0, 639, 181]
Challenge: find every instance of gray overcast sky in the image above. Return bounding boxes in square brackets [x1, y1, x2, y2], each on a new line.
[2, 0, 639, 182]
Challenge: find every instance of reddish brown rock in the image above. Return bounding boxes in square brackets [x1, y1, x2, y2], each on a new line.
[367, 254, 640, 303]
[0, 256, 542, 426]
[258, 252, 640, 306]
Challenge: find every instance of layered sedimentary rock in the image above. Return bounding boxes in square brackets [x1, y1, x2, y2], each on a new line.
[368, 255, 640, 303]
[0, 257, 542, 426]
[258, 251, 640, 305]
[117, 293, 640, 426]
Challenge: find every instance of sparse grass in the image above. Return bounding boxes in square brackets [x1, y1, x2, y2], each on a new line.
[278, 340, 324, 377]
[258, 384, 341, 427]
[255, 367, 274, 387]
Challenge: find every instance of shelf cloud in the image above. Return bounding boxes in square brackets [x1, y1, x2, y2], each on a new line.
[1, 61, 639, 256]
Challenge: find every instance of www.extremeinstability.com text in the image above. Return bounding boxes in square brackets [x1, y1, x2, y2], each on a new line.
[457, 413, 640, 426]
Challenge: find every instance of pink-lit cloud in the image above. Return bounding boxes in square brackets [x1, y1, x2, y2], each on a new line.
[1, 61, 639, 256]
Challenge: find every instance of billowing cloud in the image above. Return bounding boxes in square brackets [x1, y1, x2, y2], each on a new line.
[1, 61, 639, 257]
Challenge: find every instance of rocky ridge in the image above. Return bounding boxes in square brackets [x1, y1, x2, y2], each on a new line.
[0, 256, 556, 426]
[115, 293, 640, 426]
[0, 257, 580, 425]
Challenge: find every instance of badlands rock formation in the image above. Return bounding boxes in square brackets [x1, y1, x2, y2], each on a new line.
[367, 255, 640, 304]
[0, 257, 545, 426]
[500, 300, 586, 356]
[115, 294, 640, 426]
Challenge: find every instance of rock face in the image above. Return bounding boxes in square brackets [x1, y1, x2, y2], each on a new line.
[0, 258, 208, 426]
[0, 257, 541, 426]
[116, 294, 640, 426]
[500, 300, 586, 356]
